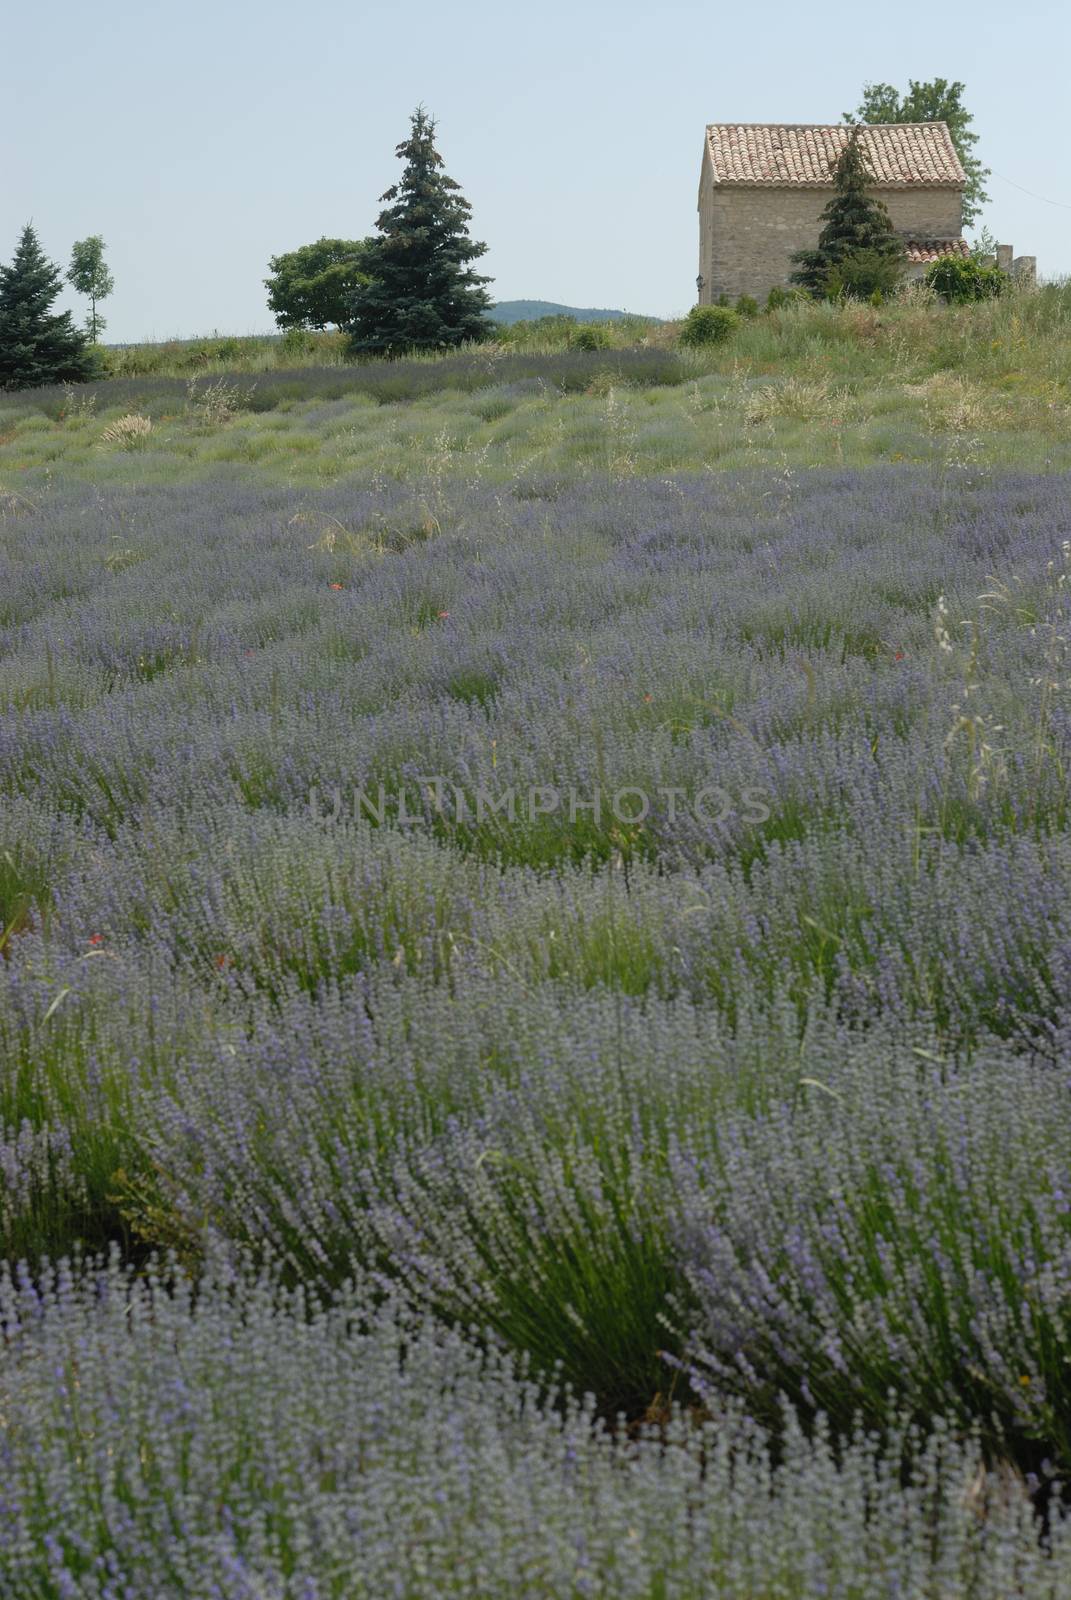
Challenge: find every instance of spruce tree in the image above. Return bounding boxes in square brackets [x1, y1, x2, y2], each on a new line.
[347, 108, 493, 355]
[0, 224, 95, 389]
[790, 131, 904, 298]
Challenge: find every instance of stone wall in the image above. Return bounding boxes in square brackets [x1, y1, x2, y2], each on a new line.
[698, 184, 963, 303]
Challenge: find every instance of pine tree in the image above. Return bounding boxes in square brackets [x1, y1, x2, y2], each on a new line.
[0, 224, 95, 390]
[347, 108, 493, 355]
[789, 131, 905, 298]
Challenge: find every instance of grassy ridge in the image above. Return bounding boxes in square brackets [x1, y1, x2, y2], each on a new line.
[2, 286, 1068, 487]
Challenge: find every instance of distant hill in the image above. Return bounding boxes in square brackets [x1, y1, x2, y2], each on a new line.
[489, 300, 658, 326]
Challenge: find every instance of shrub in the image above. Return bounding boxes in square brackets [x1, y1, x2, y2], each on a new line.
[926, 255, 1009, 304]
[211, 336, 243, 364]
[85, 342, 115, 378]
[765, 285, 808, 312]
[678, 304, 739, 347]
[823, 247, 906, 302]
[278, 327, 318, 357]
[570, 322, 611, 351]
[735, 294, 760, 319]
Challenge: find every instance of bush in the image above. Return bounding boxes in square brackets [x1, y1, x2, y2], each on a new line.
[678, 305, 738, 348]
[279, 327, 320, 358]
[84, 342, 115, 378]
[211, 337, 244, 363]
[823, 248, 905, 303]
[926, 255, 1009, 304]
[570, 323, 611, 351]
[735, 295, 760, 319]
[765, 285, 808, 312]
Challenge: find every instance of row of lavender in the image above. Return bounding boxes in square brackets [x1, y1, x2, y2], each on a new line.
[1, 1253, 1065, 1598]
[4, 464, 1071, 1588]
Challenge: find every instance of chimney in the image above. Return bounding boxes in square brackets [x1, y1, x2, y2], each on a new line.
[996, 244, 1014, 273]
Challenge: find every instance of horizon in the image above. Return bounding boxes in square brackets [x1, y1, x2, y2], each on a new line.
[4, 0, 1068, 344]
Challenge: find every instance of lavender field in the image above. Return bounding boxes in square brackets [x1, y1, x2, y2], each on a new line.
[4, 350, 1071, 1595]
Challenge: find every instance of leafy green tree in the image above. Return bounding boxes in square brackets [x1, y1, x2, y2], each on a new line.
[0, 224, 95, 390]
[346, 107, 493, 355]
[969, 224, 998, 260]
[67, 235, 114, 341]
[790, 131, 905, 298]
[264, 238, 372, 330]
[845, 79, 990, 229]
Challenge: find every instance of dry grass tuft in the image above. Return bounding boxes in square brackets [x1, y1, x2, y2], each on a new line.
[99, 413, 153, 449]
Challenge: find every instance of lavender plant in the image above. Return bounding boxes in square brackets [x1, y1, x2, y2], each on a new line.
[671, 1048, 1071, 1474]
[3, 1251, 1070, 1599]
[4, 418, 1071, 1565]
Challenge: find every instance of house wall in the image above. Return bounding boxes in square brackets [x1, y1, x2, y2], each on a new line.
[697, 151, 714, 302]
[698, 182, 963, 303]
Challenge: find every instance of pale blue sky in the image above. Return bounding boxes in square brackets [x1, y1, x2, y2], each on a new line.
[4, 0, 1068, 342]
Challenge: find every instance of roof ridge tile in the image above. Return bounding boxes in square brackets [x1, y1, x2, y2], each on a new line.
[705, 122, 966, 187]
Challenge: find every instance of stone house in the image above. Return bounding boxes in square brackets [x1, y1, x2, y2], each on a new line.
[696, 122, 1035, 302]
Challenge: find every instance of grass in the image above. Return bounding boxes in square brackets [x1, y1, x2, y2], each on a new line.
[2, 287, 1069, 489]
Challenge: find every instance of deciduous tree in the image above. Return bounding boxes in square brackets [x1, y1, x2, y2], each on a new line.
[264, 238, 371, 331]
[67, 235, 114, 341]
[845, 79, 989, 229]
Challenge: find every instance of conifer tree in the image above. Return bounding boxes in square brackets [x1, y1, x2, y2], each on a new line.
[347, 108, 493, 355]
[0, 224, 94, 390]
[790, 131, 905, 298]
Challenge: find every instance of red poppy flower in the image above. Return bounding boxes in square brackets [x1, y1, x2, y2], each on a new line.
[88, 933, 104, 946]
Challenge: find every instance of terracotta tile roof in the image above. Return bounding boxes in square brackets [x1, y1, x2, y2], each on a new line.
[903, 237, 970, 263]
[705, 124, 966, 187]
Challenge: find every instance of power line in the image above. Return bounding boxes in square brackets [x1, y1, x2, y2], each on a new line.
[991, 170, 1071, 211]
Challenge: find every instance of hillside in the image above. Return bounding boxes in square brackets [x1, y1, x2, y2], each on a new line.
[489, 299, 656, 325]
